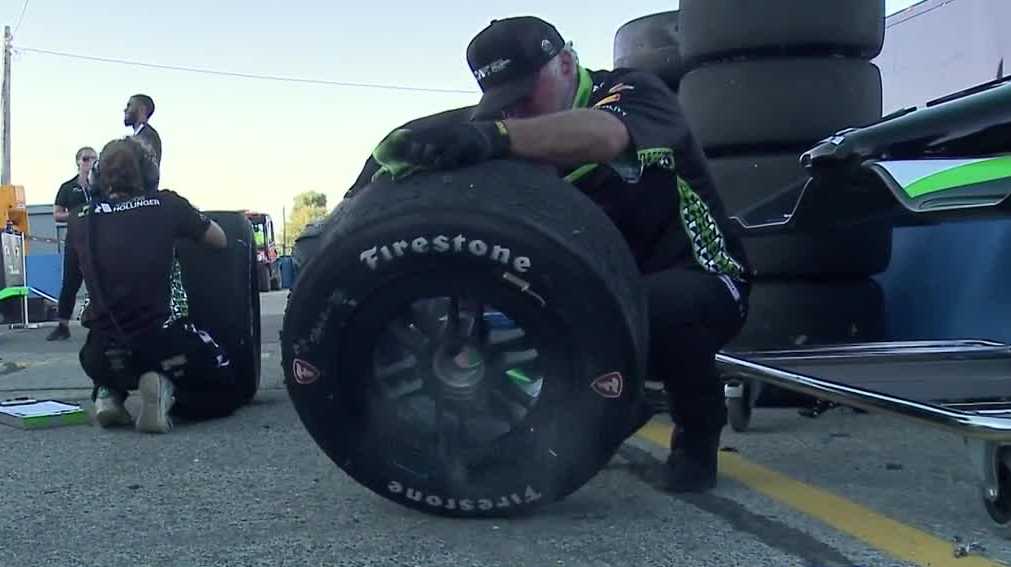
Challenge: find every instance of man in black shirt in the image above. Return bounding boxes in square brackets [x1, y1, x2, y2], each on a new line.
[124, 93, 162, 191]
[368, 17, 751, 492]
[67, 138, 240, 433]
[48, 146, 98, 341]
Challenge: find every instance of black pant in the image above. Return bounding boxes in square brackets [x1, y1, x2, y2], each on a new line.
[645, 268, 748, 434]
[57, 245, 83, 321]
[79, 319, 242, 420]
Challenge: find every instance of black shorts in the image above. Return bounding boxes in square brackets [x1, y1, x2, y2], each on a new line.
[79, 319, 241, 419]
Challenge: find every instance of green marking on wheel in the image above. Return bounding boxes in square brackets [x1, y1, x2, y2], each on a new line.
[507, 369, 534, 384]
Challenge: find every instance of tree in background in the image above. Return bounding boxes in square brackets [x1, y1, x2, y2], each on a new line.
[284, 191, 328, 253]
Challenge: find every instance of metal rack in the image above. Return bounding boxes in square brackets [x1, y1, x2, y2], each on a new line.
[718, 340, 1011, 530]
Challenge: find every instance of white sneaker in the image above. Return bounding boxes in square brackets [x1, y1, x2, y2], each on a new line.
[94, 387, 132, 428]
[136, 372, 175, 433]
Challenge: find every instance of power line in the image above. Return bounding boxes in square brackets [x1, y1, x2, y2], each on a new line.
[12, 0, 29, 36]
[14, 45, 480, 95]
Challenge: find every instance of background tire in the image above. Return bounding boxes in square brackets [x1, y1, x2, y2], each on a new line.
[176, 211, 262, 405]
[613, 11, 685, 88]
[283, 160, 648, 518]
[742, 226, 892, 278]
[731, 278, 885, 351]
[709, 153, 808, 216]
[679, 0, 885, 63]
[256, 264, 270, 293]
[709, 153, 892, 278]
[679, 58, 882, 151]
[729, 278, 885, 408]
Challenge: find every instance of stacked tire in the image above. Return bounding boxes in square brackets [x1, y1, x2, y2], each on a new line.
[613, 11, 685, 91]
[619, 2, 890, 417]
[678, 0, 889, 279]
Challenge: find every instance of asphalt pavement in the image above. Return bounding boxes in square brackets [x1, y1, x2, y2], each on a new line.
[1, 291, 1009, 567]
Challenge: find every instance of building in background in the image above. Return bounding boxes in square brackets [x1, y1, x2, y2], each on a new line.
[876, 0, 1010, 112]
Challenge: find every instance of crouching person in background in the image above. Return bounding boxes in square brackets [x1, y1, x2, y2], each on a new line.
[66, 138, 242, 433]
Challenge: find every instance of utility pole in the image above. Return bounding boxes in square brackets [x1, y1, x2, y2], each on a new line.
[2, 25, 11, 185]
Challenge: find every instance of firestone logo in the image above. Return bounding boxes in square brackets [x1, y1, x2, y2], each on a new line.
[360, 234, 532, 273]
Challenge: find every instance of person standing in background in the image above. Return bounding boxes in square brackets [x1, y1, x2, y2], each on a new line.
[124, 94, 162, 192]
[47, 146, 97, 341]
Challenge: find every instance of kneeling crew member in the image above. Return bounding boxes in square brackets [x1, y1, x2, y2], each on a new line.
[66, 138, 241, 433]
[372, 17, 752, 492]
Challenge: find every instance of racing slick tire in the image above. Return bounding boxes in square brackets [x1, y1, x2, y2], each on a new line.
[678, 0, 886, 64]
[679, 58, 883, 152]
[708, 153, 892, 277]
[176, 211, 262, 405]
[742, 225, 892, 278]
[613, 11, 685, 89]
[708, 152, 808, 217]
[728, 278, 885, 408]
[282, 160, 649, 518]
[731, 278, 886, 351]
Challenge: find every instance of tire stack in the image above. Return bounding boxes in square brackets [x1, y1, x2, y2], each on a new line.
[619, 2, 890, 408]
[613, 11, 685, 91]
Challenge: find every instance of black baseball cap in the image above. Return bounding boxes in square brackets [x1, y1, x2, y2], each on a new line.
[467, 16, 566, 120]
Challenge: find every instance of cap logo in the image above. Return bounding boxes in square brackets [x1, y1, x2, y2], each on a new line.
[541, 39, 554, 54]
[473, 58, 512, 82]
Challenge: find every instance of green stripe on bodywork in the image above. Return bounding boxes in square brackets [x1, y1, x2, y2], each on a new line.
[904, 156, 1011, 198]
[0, 286, 27, 301]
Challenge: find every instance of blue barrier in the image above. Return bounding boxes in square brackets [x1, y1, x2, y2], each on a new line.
[26, 254, 63, 300]
[876, 219, 1011, 343]
[279, 256, 296, 289]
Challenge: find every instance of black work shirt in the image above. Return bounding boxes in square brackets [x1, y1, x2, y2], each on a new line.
[564, 67, 750, 280]
[54, 176, 92, 212]
[65, 190, 210, 339]
[355, 67, 750, 281]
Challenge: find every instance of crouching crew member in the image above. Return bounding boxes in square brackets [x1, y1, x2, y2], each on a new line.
[66, 138, 242, 433]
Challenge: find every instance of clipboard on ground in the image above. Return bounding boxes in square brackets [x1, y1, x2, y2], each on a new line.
[0, 398, 89, 429]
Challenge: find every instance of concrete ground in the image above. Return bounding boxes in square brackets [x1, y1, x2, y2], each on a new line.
[1, 291, 1009, 567]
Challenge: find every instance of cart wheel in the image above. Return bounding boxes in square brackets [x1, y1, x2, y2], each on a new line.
[725, 379, 752, 432]
[983, 456, 1011, 526]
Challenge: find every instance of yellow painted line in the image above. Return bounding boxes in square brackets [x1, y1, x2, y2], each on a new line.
[636, 421, 1005, 567]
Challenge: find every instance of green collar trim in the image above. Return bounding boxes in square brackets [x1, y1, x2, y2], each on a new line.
[571, 66, 592, 109]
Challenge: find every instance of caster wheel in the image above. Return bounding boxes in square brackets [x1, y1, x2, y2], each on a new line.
[725, 379, 753, 432]
[983, 456, 1011, 527]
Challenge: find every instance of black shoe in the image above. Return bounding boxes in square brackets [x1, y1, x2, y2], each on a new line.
[46, 324, 70, 341]
[666, 426, 721, 493]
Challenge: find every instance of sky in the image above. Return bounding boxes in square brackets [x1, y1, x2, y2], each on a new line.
[4, 0, 922, 241]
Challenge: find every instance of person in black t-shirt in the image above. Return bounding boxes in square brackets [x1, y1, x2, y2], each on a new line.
[66, 138, 240, 433]
[368, 17, 752, 493]
[124, 93, 162, 192]
[48, 146, 98, 341]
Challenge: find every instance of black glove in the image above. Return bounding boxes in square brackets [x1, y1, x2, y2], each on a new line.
[393, 121, 511, 170]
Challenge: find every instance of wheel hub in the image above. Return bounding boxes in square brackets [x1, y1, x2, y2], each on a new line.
[433, 342, 486, 401]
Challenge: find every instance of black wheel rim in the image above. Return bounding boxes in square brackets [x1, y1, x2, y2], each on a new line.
[335, 273, 573, 493]
[371, 296, 549, 478]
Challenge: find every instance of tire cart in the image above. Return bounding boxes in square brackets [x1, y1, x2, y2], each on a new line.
[717, 76, 1011, 530]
